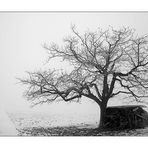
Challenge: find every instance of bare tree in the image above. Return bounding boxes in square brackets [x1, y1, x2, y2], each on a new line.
[19, 26, 148, 129]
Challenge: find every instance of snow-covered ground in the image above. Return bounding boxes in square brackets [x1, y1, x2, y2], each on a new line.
[0, 107, 18, 136]
[7, 111, 148, 136]
[10, 112, 99, 130]
[1, 104, 148, 136]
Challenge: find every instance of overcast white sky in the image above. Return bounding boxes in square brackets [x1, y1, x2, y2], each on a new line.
[0, 12, 148, 114]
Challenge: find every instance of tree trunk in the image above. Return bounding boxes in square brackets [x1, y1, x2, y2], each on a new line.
[98, 100, 108, 130]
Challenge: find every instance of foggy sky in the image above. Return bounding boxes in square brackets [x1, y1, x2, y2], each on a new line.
[0, 12, 148, 113]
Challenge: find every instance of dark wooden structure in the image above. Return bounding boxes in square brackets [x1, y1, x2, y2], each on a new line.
[104, 105, 148, 130]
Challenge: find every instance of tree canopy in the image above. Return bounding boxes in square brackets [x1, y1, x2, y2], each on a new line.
[19, 26, 148, 128]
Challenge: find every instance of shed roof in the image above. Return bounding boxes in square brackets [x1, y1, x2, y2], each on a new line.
[107, 105, 146, 109]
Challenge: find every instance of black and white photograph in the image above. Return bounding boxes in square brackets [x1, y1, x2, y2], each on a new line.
[1, 12, 148, 136]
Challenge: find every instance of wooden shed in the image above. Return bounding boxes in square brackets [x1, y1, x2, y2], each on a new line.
[104, 105, 148, 130]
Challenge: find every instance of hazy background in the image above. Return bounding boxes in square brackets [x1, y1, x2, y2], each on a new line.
[0, 12, 148, 117]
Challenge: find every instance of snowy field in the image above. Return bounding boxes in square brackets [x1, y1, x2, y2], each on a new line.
[1, 102, 148, 136]
[8, 112, 99, 136]
[5, 112, 148, 136]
